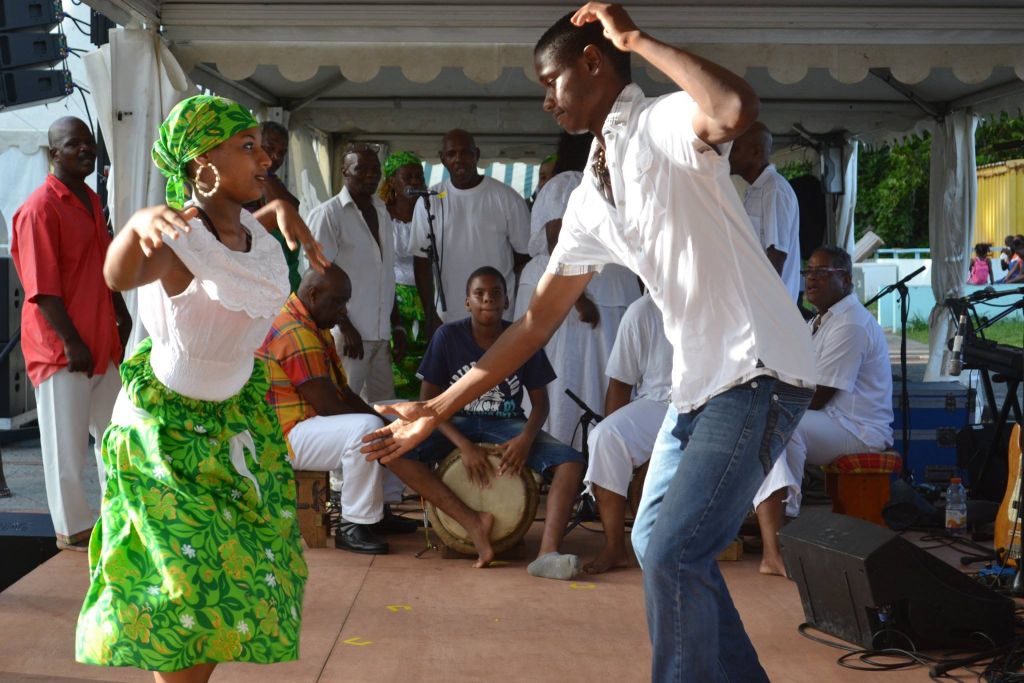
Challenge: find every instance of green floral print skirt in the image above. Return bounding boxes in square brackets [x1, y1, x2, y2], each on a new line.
[76, 338, 308, 672]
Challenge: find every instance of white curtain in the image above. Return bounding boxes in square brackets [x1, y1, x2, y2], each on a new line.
[833, 139, 859, 255]
[0, 145, 48, 242]
[84, 29, 193, 351]
[288, 124, 330, 222]
[923, 110, 978, 381]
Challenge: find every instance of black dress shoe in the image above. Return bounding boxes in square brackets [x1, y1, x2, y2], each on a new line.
[370, 506, 420, 535]
[335, 522, 390, 555]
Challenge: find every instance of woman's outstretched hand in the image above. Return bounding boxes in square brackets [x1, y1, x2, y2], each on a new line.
[128, 205, 196, 257]
[272, 200, 331, 273]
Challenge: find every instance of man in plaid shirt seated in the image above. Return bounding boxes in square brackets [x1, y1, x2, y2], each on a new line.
[259, 264, 415, 555]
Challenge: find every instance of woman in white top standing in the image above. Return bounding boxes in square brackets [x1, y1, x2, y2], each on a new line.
[75, 95, 328, 683]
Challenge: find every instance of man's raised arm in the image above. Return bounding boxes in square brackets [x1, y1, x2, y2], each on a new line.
[572, 2, 759, 144]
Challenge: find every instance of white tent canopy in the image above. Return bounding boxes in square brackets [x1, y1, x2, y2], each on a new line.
[79, 0, 1024, 380]
[82, 0, 1024, 158]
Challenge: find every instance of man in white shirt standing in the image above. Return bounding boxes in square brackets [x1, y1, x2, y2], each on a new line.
[362, 5, 816, 680]
[307, 144, 407, 402]
[410, 129, 531, 330]
[729, 122, 802, 302]
[583, 292, 673, 575]
[753, 246, 894, 576]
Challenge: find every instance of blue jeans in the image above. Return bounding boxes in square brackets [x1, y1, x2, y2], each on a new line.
[405, 414, 584, 476]
[632, 377, 811, 682]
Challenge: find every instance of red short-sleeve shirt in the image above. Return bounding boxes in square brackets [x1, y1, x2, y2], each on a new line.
[11, 175, 122, 386]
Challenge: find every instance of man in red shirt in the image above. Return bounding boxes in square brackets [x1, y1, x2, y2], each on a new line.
[11, 117, 131, 551]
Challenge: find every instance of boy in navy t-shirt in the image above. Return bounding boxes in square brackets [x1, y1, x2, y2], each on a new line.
[385, 266, 584, 579]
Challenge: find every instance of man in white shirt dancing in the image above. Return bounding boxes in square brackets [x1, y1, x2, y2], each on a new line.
[362, 5, 816, 680]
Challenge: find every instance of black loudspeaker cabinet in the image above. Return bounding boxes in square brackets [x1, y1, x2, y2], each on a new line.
[779, 511, 1014, 650]
[789, 174, 827, 261]
[0, 255, 22, 341]
[0, 340, 33, 418]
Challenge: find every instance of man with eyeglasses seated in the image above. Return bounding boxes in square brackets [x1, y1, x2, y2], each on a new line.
[752, 246, 893, 576]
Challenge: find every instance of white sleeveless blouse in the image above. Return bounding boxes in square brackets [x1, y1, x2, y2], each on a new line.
[137, 209, 290, 402]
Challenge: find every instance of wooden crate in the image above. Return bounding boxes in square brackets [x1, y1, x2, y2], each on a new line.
[716, 537, 744, 562]
[294, 470, 329, 548]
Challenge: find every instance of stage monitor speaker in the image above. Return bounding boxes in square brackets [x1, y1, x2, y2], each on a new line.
[0, 0, 62, 33]
[0, 255, 22, 341]
[0, 32, 67, 69]
[789, 174, 827, 261]
[0, 67, 72, 112]
[0, 340, 33, 418]
[779, 511, 1014, 650]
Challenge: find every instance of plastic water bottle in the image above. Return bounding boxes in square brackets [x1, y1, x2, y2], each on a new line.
[945, 477, 968, 537]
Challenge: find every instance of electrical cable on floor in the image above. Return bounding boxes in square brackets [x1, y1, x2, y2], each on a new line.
[796, 623, 1024, 679]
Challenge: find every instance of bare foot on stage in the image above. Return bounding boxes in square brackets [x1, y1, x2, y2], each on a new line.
[583, 545, 629, 574]
[759, 555, 787, 577]
[468, 512, 495, 568]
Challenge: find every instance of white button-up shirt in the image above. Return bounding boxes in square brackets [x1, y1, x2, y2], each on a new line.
[307, 186, 395, 341]
[811, 292, 894, 449]
[547, 84, 816, 413]
[606, 293, 673, 404]
[743, 164, 801, 301]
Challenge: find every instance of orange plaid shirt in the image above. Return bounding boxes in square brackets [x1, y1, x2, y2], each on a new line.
[258, 294, 348, 438]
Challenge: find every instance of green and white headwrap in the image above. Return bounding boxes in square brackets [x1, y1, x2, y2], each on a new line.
[152, 95, 260, 209]
[382, 150, 422, 179]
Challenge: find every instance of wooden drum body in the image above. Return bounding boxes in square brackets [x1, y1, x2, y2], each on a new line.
[426, 444, 539, 555]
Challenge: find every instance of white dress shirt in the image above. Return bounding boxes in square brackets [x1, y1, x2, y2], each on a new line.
[811, 292, 894, 448]
[307, 186, 396, 341]
[606, 293, 673, 404]
[743, 164, 801, 301]
[547, 84, 816, 413]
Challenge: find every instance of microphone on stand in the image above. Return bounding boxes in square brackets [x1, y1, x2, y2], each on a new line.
[404, 187, 445, 198]
[946, 313, 967, 376]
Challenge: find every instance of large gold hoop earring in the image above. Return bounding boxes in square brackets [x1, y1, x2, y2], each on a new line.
[193, 163, 221, 198]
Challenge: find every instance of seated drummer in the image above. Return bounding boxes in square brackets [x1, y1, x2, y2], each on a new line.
[752, 246, 894, 576]
[258, 265, 416, 557]
[386, 266, 585, 578]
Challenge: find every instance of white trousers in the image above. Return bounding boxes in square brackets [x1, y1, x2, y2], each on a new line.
[752, 409, 878, 517]
[335, 337, 395, 403]
[287, 413, 386, 524]
[585, 398, 669, 497]
[35, 362, 121, 542]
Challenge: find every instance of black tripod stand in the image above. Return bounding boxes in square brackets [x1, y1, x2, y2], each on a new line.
[563, 388, 602, 535]
[421, 193, 446, 317]
[864, 265, 926, 482]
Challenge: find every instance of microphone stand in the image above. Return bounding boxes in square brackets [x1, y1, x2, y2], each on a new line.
[865, 265, 926, 482]
[421, 194, 446, 316]
[563, 388, 602, 535]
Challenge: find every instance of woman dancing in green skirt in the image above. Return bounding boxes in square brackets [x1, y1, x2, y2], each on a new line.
[75, 95, 328, 682]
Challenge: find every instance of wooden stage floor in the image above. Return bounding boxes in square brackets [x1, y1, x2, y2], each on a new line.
[0, 513, 951, 683]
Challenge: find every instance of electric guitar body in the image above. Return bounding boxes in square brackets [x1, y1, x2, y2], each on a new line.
[995, 423, 1023, 566]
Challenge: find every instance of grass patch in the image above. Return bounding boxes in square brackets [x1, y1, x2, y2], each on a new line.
[905, 318, 1024, 348]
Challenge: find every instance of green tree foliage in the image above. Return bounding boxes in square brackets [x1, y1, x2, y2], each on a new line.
[976, 111, 1024, 165]
[778, 160, 814, 180]
[854, 113, 1024, 248]
[855, 134, 931, 247]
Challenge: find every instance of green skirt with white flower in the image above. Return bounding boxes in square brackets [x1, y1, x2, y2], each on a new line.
[75, 338, 307, 672]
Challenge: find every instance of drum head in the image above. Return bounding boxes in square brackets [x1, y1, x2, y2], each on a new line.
[426, 443, 540, 555]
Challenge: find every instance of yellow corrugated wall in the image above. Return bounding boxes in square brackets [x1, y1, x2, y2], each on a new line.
[976, 159, 1024, 248]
